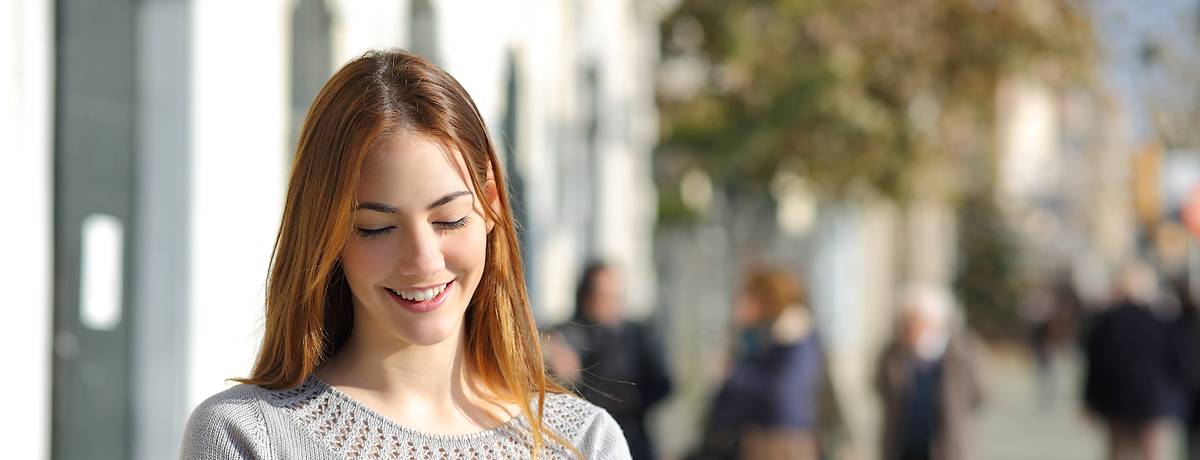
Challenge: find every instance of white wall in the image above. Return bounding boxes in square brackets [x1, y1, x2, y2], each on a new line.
[507, 0, 661, 322]
[134, 1, 193, 458]
[328, 0, 405, 66]
[0, 0, 54, 458]
[186, 0, 289, 407]
[998, 78, 1061, 205]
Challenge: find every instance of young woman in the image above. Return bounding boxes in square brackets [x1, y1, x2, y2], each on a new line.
[180, 49, 630, 460]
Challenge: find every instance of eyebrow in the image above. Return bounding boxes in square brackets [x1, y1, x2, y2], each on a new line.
[355, 190, 473, 214]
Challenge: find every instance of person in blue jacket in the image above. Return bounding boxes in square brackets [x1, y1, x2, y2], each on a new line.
[693, 266, 830, 459]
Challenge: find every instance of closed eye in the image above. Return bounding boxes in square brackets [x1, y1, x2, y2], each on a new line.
[355, 227, 393, 239]
[434, 216, 470, 232]
[355, 217, 467, 239]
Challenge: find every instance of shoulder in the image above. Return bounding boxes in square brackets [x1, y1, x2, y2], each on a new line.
[189, 382, 266, 415]
[554, 320, 592, 340]
[622, 320, 662, 342]
[180, 384, 271, 459]
[876, 341, 904, 364]
[949, 330, 985, 355]
[540, 392, 632, 460]
[623, 320, 649, 335]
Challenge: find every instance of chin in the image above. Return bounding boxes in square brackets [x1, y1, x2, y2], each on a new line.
[386, 312, 465, 347]
[395, 328, 459, 347]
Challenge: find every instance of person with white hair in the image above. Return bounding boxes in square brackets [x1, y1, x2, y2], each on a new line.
[875, 283, 985, 460]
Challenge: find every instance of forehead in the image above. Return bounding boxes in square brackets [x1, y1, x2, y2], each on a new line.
[357, 131, 473, 203]
[593, 268, 620, 284]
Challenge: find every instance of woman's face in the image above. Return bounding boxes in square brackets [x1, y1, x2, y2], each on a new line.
[584, 268, 625, 326]
[340, 130, 495, 348]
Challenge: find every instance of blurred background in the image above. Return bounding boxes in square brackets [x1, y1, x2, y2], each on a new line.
[3, 0, 1200, 459]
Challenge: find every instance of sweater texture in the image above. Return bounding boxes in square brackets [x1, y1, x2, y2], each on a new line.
[179, 375, 631, 460]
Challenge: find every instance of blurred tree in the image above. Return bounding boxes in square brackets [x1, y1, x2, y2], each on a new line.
[656, 0, 1097, 337]
[1139, 37, 1200, 148]
[656, 0, 1095, 200]
[954, 186, 1023, 339]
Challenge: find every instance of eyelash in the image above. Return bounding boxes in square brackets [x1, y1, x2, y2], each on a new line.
[436, 216, 471, 232]
[355, 217, 470, 239]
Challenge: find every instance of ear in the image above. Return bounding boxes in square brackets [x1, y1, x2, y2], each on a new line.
[483, 175, 499, 234]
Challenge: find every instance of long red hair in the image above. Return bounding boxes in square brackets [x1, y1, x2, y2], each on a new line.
[237, 49, 570, 456]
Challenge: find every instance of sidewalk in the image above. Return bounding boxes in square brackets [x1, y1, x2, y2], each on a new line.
[977, 344, 1103, 460]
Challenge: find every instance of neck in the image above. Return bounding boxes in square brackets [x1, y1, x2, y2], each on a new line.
[317, 324, 516, 432]
[339, 329, 466, 402]
[583, 309, 620, 327]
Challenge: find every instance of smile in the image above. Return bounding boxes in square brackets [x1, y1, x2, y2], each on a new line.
[385, 280, 454, 313]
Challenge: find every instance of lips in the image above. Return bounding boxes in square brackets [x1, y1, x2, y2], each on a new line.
[385, 279, 454, 313]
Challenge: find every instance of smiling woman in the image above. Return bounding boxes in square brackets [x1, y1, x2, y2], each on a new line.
[178, 50, 631, 460]
[339, 133, 491, 346]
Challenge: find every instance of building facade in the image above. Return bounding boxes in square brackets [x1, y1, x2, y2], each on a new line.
[0, 1, 665, 458]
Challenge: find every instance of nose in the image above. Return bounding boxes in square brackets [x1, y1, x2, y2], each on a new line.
[393, 224, 445, 279]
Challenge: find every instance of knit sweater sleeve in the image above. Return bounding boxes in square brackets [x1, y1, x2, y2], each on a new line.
[179, 384, 271, 460]
[575, 404, 632, 460]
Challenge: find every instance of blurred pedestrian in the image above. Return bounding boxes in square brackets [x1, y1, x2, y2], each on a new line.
[875, 284, 985, 460]
[1085, 261, 1194, 460]
[690, 266, 835, 460]
[547, 261, 673, 460]
[1167, 276, 1200, 460]
[1021, 273, 1082, 407]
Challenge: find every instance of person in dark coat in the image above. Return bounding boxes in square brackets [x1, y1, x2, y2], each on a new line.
[1084, 262, 1195, 460]
[546, 261, 673, 460]
[1169, 277, 1200, 460]
[875, 284, 985, 460]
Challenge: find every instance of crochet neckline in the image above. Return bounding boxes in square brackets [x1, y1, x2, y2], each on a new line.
[301, 374, 529, 444]
[260, 375, 590, 458]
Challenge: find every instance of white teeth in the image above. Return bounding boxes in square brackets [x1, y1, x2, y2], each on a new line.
[392, 283, 447, 302]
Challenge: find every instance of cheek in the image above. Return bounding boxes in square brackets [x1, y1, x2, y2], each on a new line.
[443, 223, 488, 274]
[341, 240, 393, 287]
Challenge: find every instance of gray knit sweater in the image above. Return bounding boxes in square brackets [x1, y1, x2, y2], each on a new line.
[179, 376, 632, 459]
